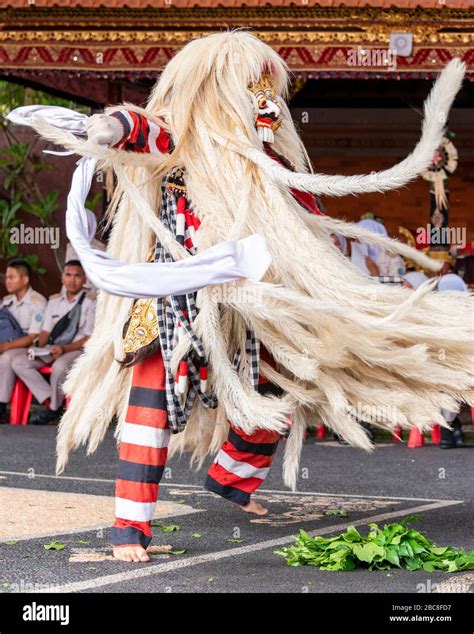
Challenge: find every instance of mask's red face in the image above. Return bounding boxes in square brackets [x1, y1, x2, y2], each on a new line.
[248, 74, 283, 143]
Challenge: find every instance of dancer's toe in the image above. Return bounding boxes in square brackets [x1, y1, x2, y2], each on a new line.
[239, 500, 268, 516]
[113, 545, 150, 563]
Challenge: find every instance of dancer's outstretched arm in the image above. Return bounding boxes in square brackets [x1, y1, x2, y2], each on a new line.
[86, 109, 170, 154]
[7, 105, 273, 297]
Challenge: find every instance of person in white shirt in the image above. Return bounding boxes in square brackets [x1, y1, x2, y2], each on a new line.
[64, 208, 106, 294]
[12, 260, 96, 425]
[350, 219, 406, 277]
[0, 260, 47, 424]
[403, 271, 428, 290]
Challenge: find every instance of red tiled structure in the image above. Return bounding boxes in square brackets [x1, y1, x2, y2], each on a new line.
[1, 1, 474, 7]
[0, 1, 473, 94]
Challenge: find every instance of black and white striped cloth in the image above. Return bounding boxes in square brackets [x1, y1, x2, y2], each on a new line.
[154, 169, 260, 433]
[377, 275, 406, 285]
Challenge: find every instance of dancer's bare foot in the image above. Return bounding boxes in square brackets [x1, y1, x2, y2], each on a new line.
[113, 545, 150, 563]
[239, 500, 268, 516]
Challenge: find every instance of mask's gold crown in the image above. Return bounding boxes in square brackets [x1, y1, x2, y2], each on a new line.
[248, 74, 276, 96]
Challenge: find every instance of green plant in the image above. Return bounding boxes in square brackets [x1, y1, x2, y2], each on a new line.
[24, 191, 59, 223]
[20, 254, 46, 276]
[0, 80, 92, 278]
[0, 81, 89, 117]
[0, 195, 22, 260]
[0, 136, 62, 272]
[275, 515, 474, 572]
[0, 143, 32, 192]
[86, 191, 103, 214]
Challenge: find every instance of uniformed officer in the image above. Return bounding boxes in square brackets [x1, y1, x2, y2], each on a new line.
[0, 259, 47, 424]
[12, 260, 96, 425]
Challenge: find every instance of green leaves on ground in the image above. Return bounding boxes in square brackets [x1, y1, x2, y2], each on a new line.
[44, 539, 65, 551]
[323, 509, 348, 517]
[151, 523, 180, 532]
[275, 515, 474, 572]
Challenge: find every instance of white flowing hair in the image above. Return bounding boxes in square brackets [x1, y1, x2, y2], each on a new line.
[36, 30, 472, 487]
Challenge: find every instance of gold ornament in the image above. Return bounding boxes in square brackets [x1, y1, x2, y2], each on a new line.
[123, 298, 159, 354]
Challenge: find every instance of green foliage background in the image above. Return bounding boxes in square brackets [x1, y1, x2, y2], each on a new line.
[0, 81, 92, 284]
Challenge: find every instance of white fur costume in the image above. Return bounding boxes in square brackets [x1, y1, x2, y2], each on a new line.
[11, 32, 473, 490]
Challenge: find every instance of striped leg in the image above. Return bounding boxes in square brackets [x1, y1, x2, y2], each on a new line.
[111, 350, 170, 549]
[205, 352, 284, 506]
[204, 425, 281, 506]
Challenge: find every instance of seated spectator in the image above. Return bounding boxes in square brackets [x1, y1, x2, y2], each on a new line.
[330, 233, 347, 256]
[437, 273, 468, 293]
[351, 218, 406, 278]
[436, 273, 469, 448]
[454, 250, 474, 290]
[0, 260, 47, 424]
[403, 271, 428, 290]
[64, 208, 105, 294]
[11, 260, 96, 425]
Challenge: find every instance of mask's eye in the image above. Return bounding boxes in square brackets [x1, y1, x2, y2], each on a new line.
[258, 97, 267, 109]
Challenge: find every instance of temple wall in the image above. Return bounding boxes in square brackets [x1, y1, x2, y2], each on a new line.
[297, 107, 473, 240]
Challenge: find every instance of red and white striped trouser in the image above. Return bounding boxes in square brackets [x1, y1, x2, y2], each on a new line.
[111, 350, 282, 549]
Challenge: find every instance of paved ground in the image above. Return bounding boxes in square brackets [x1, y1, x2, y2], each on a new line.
[0, 423, 473, 595]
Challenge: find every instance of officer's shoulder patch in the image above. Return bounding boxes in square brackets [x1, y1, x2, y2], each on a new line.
[48, 292, 61, 300]
[30, 291, 44, 303]
[35, 313, 43, 322]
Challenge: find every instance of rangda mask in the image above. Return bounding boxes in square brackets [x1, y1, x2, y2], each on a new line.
[248, 74, 283, 143]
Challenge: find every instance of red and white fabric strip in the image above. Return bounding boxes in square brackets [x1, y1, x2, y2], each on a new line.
[110, 110, 170, 155]
[111, 351, 169, 548]
[204, 424, 281, 506]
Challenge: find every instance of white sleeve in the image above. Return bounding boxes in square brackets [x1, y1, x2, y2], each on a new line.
[6, 106, 272, 300]
[66, 158, 272, 299]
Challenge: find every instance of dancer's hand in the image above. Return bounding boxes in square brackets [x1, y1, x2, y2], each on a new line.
[86, 114, 123, 147]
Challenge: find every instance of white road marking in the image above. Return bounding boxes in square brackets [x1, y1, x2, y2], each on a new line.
[1, 505, 204, 544]
[0, 470, 455, 503]
[252, 488, 455, 503]
[31, 499, 462, 594]
[0, 471, 115, 484]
